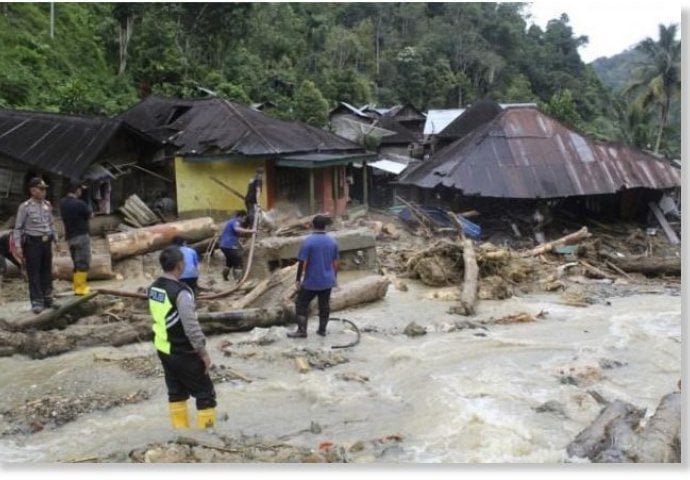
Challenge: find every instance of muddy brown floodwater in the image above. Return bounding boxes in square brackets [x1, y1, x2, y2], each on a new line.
[0, 272, 681, 463]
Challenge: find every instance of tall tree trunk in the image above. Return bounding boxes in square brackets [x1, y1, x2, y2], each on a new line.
[118, 15, 134, 76]
[375, 14, 381, 76]
[654, 99, 670, 154]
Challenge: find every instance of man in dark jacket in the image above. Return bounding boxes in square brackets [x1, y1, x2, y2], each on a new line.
[244, 167, 263, 227]
[59, 181, 93, 295]
[148, 246, 217, 430]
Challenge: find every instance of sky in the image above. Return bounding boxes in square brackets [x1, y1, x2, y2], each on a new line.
[525, 0, 683, 63]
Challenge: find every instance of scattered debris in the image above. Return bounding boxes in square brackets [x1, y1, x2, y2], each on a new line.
[567, 392, 681, 462]
[1, 390, 149, 436]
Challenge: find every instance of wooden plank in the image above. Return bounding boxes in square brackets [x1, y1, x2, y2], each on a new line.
[648, 201, 679, 245]
[209, 177, 246, 202]
[130, 194, 158, 223]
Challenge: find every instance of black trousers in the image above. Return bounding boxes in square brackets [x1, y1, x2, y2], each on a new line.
[157, 350, 217, 410]
[23, 235, 53, 307]
[244, 200, 257, 227]
[295, 287, 331, 319]
[221, 247, 243, 269]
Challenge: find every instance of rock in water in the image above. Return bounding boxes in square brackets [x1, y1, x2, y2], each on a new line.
[403, 322, 427, 337]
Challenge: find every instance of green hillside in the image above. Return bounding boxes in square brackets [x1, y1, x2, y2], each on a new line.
[0, 3, 680, 157]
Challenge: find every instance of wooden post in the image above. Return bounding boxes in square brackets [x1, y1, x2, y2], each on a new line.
[309, 169, 315, 214]
[362, 161, 369, 208]
[648, 201, 680, 245]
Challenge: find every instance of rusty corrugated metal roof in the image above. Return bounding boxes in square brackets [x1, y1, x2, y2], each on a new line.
[0, 109, 122, 178]
[397, 106, 681, 198]
[120, 96, 365, 158]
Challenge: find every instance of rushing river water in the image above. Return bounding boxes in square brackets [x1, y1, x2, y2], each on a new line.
[0, 279, 682, 463]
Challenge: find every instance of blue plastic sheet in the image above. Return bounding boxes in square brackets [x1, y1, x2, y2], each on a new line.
[392, 205, 482, 239]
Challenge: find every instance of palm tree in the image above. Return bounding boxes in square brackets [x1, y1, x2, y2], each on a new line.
[625, 23, 681, 154]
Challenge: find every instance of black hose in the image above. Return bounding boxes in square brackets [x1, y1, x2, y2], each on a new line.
[327, 317, 361, 349]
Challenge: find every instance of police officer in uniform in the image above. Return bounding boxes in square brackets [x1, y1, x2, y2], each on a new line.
[148, 246, 217, 430]
[14, 177, 60, 314]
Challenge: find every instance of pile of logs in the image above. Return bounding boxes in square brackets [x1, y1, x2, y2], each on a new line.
[118, 195, 161, 228]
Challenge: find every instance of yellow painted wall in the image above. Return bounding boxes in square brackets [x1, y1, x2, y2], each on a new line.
[174, 156, 267, 215]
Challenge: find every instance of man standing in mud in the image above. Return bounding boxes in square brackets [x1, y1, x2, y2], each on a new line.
[287, 215, 339, 338]
[148, 246, 217, 430]
[14, 177, 60, 314]
[59, 181, 93, 296]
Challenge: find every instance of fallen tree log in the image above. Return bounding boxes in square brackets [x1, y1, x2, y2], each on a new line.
[231, 265, 297, 310]
[200, 274, 391, 328]
[106, 217, 216, 261]
[3, 254, 114, 281]
[0, 292, 99, 332]
[0, 275, 390, 358]
[566, 392, 681, 463]
[94, 288, 147, 300]
[197, 306, 289, 331]
[522, 227, 590, 257]
[274, 214, 318, 236]
[52, 254, 115, 281]
[0, 317, 152, 359]
[328, 275, 390, 312]
[449, 238, 478, 316]
[607, 256, 681, 277]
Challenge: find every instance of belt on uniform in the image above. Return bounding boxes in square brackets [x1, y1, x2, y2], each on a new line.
[26, 235, 52, 242]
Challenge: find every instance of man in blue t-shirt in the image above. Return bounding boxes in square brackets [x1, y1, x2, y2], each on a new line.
[171, 236, 200, 295]
[287, 215, 339, 338]
[219, 210, 255, 282]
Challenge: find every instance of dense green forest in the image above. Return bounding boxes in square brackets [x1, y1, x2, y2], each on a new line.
[0, 2, 680, 158]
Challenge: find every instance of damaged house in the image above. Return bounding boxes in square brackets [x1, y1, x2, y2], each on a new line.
[121, 96, 375, 218]
[328, 102, 425, 208]
[396, 100, 681, 229]
[0, 109, 163, 220]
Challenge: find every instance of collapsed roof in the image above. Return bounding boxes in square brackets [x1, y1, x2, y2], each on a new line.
[398, 101, 680, 198]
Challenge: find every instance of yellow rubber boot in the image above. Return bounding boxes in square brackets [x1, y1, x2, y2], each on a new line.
[73, 271, 91, 295]
[169, 401, 190, 429]
[197, 408, 216, 430]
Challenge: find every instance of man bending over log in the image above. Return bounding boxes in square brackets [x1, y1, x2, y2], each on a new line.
[287, 215, 339, 338]
[219, 210, 256, 282]
[148, 246, 217, 430]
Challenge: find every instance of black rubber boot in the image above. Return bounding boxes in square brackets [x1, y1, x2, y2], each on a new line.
[222, 267, 230, 281]
[287, 316, 308, 338]
[316, 316, 328, 336]
[232, 268, 242, 281]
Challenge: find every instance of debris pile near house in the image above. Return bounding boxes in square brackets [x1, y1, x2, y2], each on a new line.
[0, 195, 680, 359]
